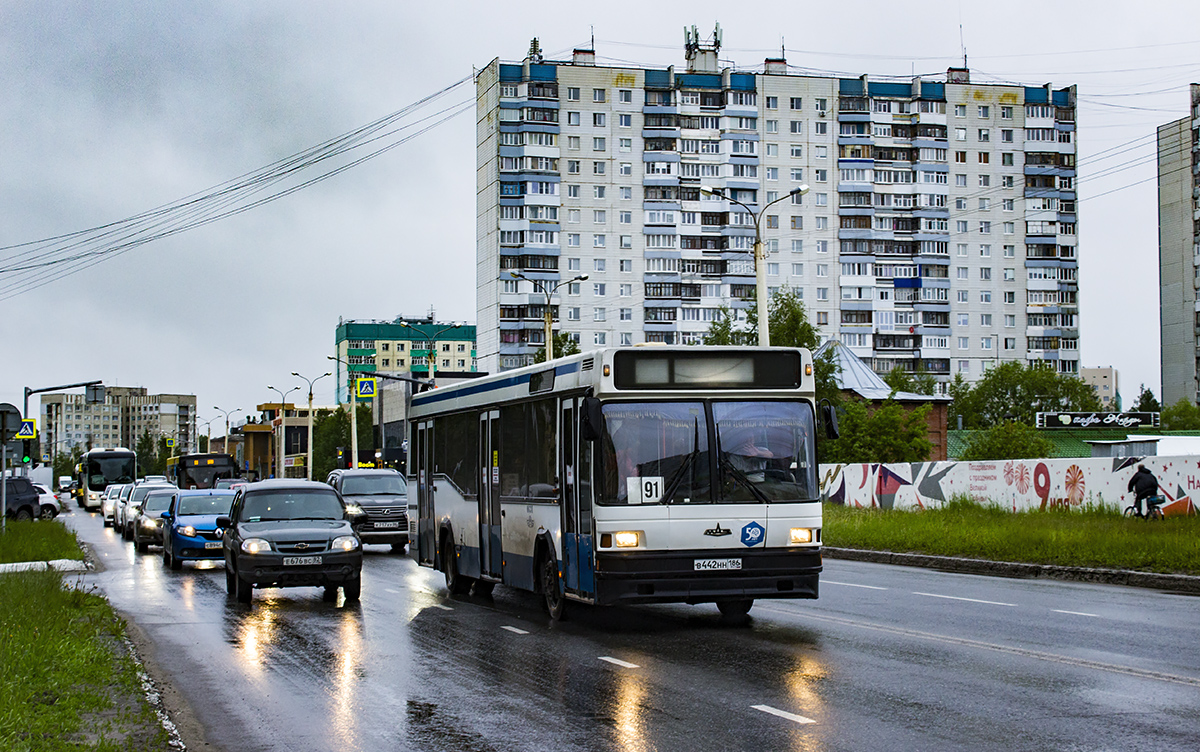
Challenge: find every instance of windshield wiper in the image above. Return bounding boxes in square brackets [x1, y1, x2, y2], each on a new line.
[659, 417, 703, 505]
[719, 457, 773, 504]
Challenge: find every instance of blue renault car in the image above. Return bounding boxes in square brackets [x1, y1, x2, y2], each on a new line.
[161, 489, 236, 570]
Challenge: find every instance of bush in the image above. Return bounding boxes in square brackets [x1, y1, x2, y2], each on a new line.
[958, 421, 1055, 460]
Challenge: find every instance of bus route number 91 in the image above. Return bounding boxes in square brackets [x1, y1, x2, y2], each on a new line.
[628, 476, 664, 504]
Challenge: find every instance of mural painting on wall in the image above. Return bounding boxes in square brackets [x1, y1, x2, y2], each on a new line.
[820, 454, 1198, 516]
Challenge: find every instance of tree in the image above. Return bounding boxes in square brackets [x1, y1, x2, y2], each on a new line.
[702, 305, 752, 346]
[533, 332, 581, 363]
[946, 373, 975, 431]
[53, 446, 83, 482]
[950, 361, 1102, 429]
[882, 365, 937, 397]
[703, 286, 820, 349]
[135, 430, 157, 478]
[198, 434, 209, 452]
[311, 408, 349, 479]
[1161, 398, 1200, 430]
[1133, 384, 1161, 413]
[822, 398, 933, 464]
[958, 421, 1055, 460]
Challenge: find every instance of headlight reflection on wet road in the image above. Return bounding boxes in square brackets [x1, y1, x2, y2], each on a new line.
[332, 611, 364, 748]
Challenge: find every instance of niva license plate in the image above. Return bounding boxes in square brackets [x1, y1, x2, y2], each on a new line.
[283, 556, 322, 566]
[694, 558, 742, 571]
[204, 541, 222, 550]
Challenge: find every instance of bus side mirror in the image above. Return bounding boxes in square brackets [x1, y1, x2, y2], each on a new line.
[581, 396, 603, 442]
[821, 402, 840, 440]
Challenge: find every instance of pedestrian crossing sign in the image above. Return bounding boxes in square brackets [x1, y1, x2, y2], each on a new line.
[15, 419, 36, 440]
[356, 377, 377, 400]
[165, 438, 175, 448]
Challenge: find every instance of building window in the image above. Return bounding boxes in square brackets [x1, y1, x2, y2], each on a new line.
[568, 111, 580, 126]
[620, 308, 632, 321]
[593, 283, 606, 296]
[594, 186, 606, 199]
[567, 87, 580, 101]
[593, 137, 606, 151]
[593, 112, 606, 127]
[593, 88, 606, 103]
[620, 283, 632, 296]
[954, 104, 966, 118]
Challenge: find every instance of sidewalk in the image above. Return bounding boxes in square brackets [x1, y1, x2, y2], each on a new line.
[0, 558, 90, 574]
[824, 547, 1200, 595]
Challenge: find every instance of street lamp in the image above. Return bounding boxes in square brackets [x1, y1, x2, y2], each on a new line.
[196, 416, 215, 453]
[396, 320, 465, 384]
[212, 406, 243, 459]
[700, 184, 809, 347]
[292, 371, 332, 481]
[266, 386, 300, 479]
[507, 271, 589, 361]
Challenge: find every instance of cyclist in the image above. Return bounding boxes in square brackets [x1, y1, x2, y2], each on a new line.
[1126, 464, 1160, 517]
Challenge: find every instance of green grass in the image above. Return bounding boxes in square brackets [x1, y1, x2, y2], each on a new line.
[0, 570, 167, 751]
[823, 498, 1200, 574]
[0, 520, 85, 564]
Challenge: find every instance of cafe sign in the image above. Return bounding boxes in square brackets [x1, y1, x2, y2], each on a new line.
[1035, 412, 1159, 429]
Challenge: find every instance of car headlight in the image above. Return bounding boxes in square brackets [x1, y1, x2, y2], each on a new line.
[180, 525, 196, 537]
[241, 538, 271, 554]
[344, 503, 363, 516]
[789, 527, 814, 545]
[613, 531, 640, 548]
[331, 535, 360, 551]
[141, 517, 159, 529]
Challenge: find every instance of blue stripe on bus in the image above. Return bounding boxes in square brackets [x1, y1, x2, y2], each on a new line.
[412, 361, 582, 407]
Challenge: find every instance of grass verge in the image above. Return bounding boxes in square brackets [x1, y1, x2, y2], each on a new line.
[823, 498, 1200, 575]
[0, 570, 168, 751]
[0, 520, 85, 564]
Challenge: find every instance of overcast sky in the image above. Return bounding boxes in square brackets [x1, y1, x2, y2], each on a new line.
[1, 1, 1196, 434]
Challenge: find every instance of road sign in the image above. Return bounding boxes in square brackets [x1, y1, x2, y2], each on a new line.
[14, 419, 36, 440]
[41, 454, 50, 463]
[0, 403, 21, 442]
[356, 377, 377, 400]
[165, 437, 175, 448]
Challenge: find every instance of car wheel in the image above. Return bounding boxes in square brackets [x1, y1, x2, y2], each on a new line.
[136, 537, 148, 553]
[541, 554, 566, 621]
[102, 516, 111, 528]
[342, 576, 361, 602]
[39, 506, 57, 521]
[323, 586, 339, 601]
[234, 571, 253, 605]
[442, 541, 471, 595]
[169, 549, 183, 571]
[162, 548, 171, 568]
[225, 565, 236, 596]
[390, 542, 407, 554]
[14, 508, 32, 522]
[717, 598, 754, 622]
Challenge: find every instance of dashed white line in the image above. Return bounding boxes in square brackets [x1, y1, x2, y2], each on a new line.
[1053, 609, 1099, 617]
[501, 626, 529, 634]
[913, 591, 1016, 607]
[752, 704, 817, 724]
[598, 656, 640, 669]
[385, 589, 401, 594]
[823, 580, 887, 590]
[432, 604, 454, 611]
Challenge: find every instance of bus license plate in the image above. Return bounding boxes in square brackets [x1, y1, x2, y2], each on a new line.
[694, 558, 742, 571]
[204, 541, 222, 549]
[283, 556, 322, 566]
[374, 521, 400, 529]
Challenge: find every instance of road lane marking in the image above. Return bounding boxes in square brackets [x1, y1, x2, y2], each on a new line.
[758, 606, 1200, 688]
[823, 580, 887, 590]
[501, 626, 529, 634]
[752, 704, 817, 724]
[913, 591, 1016, 607]
[385, 589, 401, 594]
[1053, 609, 1098, 617]
[598, 656, 640, 669]
[432, 604, 454, 611]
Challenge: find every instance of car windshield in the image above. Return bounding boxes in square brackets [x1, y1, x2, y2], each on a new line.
[178, 495, 235, 516]
[341, 474, 407, 496]
[242, 490, 344, 522]
[143, 493, 175, 512]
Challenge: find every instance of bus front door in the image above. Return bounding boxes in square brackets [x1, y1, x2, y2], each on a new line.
[416, 422, 435, 566]
[479, 411, 502, 580]
[561, 399, 595, 598]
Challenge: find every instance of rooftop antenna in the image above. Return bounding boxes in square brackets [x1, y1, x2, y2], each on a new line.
[590, 25, 595, 51]
[958, 2, 967, 68]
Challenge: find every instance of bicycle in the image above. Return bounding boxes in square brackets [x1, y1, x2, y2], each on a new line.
[1124, 495, 1165, 521]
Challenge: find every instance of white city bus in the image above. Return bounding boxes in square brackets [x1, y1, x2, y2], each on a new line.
[407, 346, 834, 619]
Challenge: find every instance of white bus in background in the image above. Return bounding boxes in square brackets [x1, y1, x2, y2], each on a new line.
[407, 346, 836, 620]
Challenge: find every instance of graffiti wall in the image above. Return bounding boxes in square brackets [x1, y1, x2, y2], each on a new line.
[820, 454, 1199, 515]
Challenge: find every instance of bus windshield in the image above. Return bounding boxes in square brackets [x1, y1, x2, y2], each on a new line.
[86, 455, 136, 491]
[599, 400, 817, 505]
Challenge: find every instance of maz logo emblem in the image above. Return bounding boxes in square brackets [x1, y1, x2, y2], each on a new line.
[704, 524, 732, 537]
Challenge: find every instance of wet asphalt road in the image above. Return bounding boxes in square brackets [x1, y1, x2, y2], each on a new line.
[62, 506, 1200, 752]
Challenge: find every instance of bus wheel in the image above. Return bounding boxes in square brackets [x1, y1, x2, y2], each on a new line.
[541, 555, 566, 621]
[442, 542, 471, 595]
[717, 599, 754, 622]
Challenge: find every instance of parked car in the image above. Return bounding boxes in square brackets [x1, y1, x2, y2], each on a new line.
[130, 488, 176, 553]
[58, 475, 74, 493]
[213, 478, 248, 491]
[3, 477, 41, 521]
[219, 479, 364, 605]
[119, 482, 173, 540]
[142, 475, 169, 483]
[100, 484, 127, 527]
[32, 483, 61, 520]
[160, 490, 236, 570]
[326, 468, 409, 553]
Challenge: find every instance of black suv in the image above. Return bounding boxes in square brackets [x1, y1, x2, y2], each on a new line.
[4, 477, 40, 521]
[326, 468, 409, 553]
[218, 479, 364, 605]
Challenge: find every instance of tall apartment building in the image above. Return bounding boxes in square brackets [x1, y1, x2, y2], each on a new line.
[476, 32, 1080, 380]
[334, 316, 478, 403]
[41, 386, 198, 456]
[1158, 83, 1200, 407]
[1080, 366, 1120, 409]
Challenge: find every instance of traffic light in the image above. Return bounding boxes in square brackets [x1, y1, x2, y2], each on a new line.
[336, 447, 346, 468]
[21, 439, 31, 465]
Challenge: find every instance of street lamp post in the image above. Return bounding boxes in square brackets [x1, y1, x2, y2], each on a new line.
[700, 184, 809, 347]
[292, 371, 332, 481]
[507, 272, 589, 361]
[397, 321, 465, 384]
[212, 406, 243, 460]
[196, 417, 215, 453]
[266, 386, 300, 479]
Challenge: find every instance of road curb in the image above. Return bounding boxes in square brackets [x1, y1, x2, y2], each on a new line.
[823, 547, 1200, 595]
[0, 558, 90, 574]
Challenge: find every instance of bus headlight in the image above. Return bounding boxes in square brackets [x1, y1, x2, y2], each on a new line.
[789, 527, 813, 545]
[332, 535, 360, 552]
[613, 531, 640, 548]
[241, 538, 271, 554]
